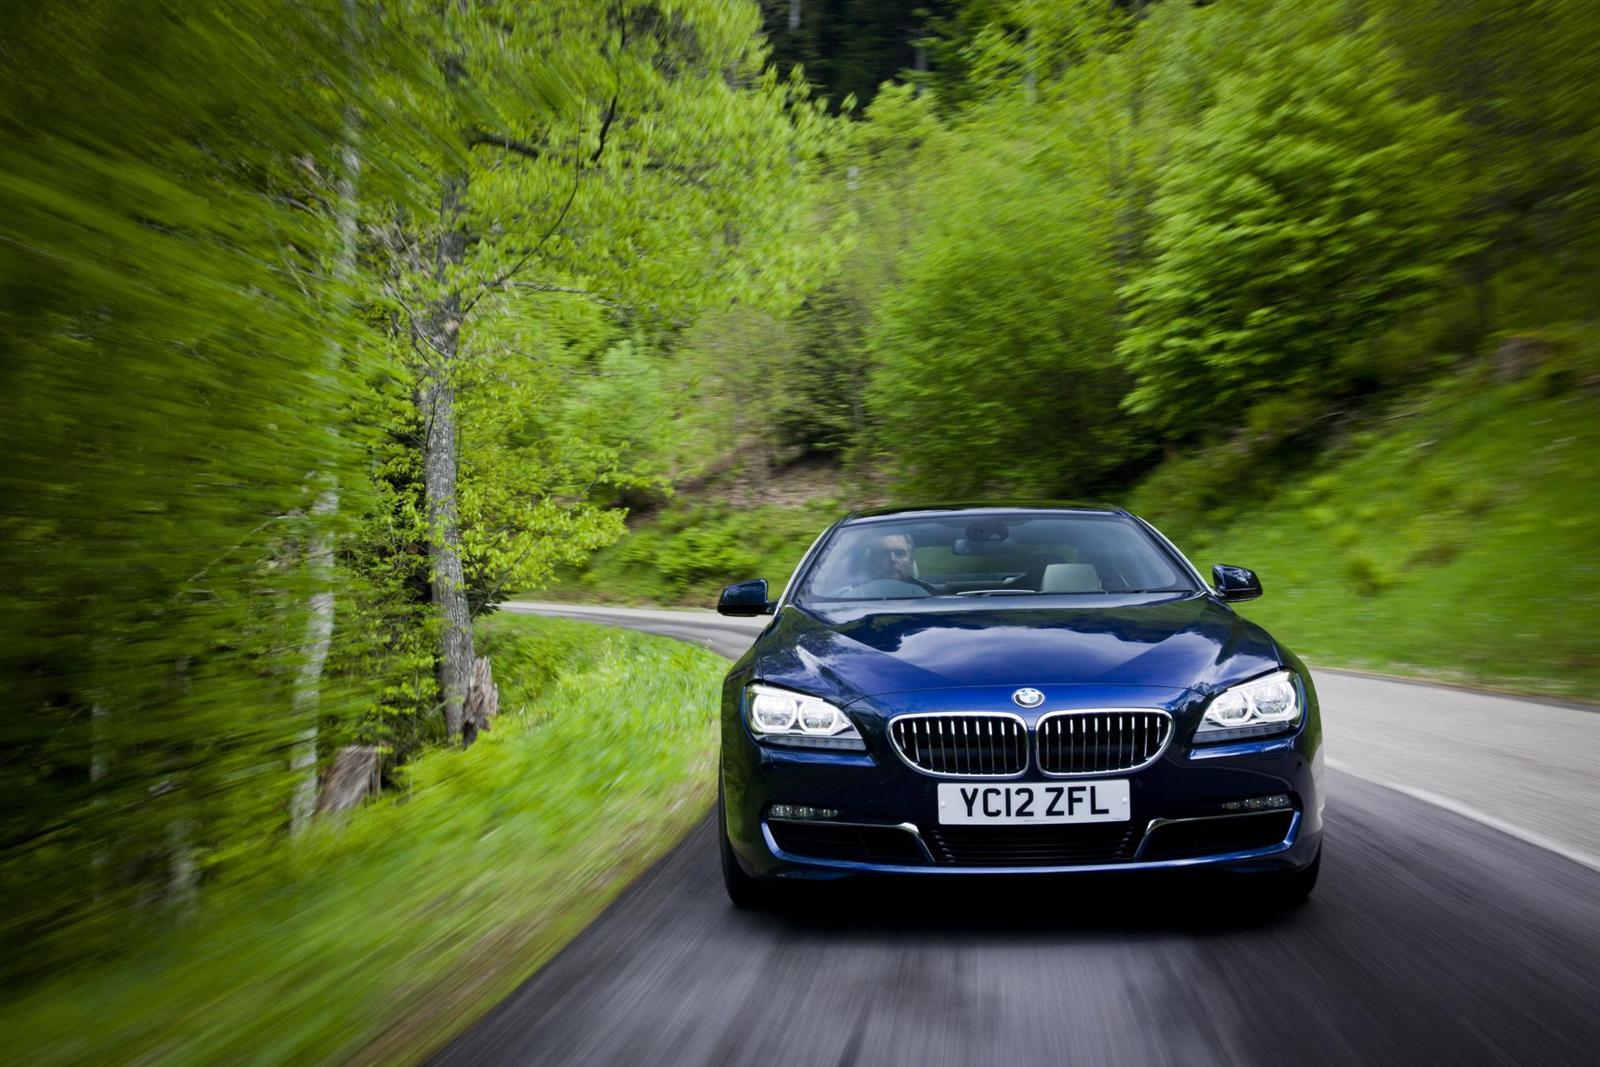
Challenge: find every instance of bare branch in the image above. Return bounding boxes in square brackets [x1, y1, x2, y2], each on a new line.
[468, 131, 546, 161]
[591, 94, 618, 164]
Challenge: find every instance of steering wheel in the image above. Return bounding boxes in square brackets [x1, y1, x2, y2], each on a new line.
[842, 578, 932, 599]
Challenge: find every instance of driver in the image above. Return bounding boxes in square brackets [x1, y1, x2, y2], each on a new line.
[844, 532, 933, 594]
[866, 532, 917, 583]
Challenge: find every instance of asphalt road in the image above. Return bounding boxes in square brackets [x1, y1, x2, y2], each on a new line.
[433, 603, 1600, 1067]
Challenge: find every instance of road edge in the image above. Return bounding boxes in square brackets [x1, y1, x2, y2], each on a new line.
[1326, 758, 1600, 875]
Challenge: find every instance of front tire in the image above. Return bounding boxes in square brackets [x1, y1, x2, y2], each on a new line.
[718, 779, 776, 910]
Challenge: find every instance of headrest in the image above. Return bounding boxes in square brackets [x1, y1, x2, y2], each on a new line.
[1040, 563, 1102, 593]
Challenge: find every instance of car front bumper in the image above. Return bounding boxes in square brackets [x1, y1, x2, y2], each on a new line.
[721, 683, 1325, 881]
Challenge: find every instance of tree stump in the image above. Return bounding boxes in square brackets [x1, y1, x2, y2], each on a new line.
[316, 745, 380, 817]
[1493, 335, 1554, 381]
[462, 655, 499, 747]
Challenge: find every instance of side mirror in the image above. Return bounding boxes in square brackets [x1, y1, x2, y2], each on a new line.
[1212, 564, 1263, 602]
[717, 578, 775, 617]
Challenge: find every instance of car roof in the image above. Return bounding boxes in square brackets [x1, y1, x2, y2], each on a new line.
[841, 501, 1132, 525]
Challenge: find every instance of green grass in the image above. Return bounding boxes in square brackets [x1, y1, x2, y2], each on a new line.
[1129, 370, 1600, 699]
[542, 498, 845, 608]
[5, 615, 726, 1066]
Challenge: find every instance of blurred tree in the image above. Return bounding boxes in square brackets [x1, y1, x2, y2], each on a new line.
[1372, 0, 1600, 333]
[864, 93, 1134, 497]
[758, 0, 954, 109]
[1117, 22, 1475, 436]
[0, 0, 381, 967]
[366, 0, 838, 741]
[0, 0, 840, 974]
[773, 286, 871, 459]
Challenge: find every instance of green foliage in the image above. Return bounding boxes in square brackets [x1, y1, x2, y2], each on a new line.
[959, 0, 1130, 99]
[549, 498, 846, 606]
[1131, 369, 1600, 698]
[1, 0, 845, 984]
[773, 286, 873, 458]
[863, 95, 1136, 497]
[0, 0, 385, 972]
[1119, 20, 1475, 435]
[1374, 0, 1600, 315]
[3, 615, 725, 1066]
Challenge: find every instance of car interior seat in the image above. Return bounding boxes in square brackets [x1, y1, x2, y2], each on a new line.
[1039, 563, 1103, 593]
[1018, 552, 1066, 591]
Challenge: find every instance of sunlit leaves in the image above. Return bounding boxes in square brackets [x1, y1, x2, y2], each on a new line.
[362, 0, 842, 608]
[863, 92, 1132, 497]
[1117, 21, 1475, 435]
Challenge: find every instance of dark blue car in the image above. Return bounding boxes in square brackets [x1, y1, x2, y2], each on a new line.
[715, 504, 1324, 907]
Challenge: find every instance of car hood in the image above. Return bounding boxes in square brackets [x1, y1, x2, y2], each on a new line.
[749, 594, 1282, 703]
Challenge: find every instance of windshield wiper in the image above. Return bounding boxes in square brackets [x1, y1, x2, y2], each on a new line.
[951, 589, 1037, 597]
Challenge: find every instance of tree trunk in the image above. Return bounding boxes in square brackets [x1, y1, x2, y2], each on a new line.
[290, 100, 362, 832]
[462, 655, 499, 745]
[288, 485, 338, 832]
[91, 701, 109, 898]
[167, 817, 197, 917]
[316, 745, 381, 816]
[421, 176, 475, 744]
[788, 0, 801, 33]
[1023, 28, 1038, 103]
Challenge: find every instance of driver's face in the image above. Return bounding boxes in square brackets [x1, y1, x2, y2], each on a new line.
[870, 535, 915, 581]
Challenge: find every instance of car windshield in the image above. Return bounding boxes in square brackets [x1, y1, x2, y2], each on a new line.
[795, 512, 1197, 604]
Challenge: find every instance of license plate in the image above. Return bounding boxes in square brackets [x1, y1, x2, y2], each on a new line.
[937, 781, 1130, 825]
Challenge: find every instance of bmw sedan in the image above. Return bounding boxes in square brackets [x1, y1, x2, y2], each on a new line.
[714, 504, 1323, 907]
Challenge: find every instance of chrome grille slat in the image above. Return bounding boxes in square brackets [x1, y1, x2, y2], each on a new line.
[1036, 710, 1172, 776]
[891, 710, 1168, 778]
[890, 714, 1027, 777]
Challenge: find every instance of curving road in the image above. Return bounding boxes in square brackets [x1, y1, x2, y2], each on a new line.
[432, 603, 1600, 1066]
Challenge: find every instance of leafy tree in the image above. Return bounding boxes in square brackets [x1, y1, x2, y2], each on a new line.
[1117, 25, 1475, 436]
[773, 285, 872, 459]
[366, 0, 839, 741]
[865, 96, 1134, 497]
[1372, 0, 1600, 331]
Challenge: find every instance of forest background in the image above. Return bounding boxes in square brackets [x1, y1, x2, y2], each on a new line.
[4, 1, 1598, 1061]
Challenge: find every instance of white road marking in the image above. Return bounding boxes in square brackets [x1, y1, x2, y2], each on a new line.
[1327, 759, 1600, 874]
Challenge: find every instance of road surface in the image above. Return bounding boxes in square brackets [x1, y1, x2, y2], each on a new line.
[431, 602, 1600, 1066]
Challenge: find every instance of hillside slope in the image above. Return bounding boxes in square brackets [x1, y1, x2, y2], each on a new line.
[1132, 371, 1599, 698]
[547, 370, 1598, 699]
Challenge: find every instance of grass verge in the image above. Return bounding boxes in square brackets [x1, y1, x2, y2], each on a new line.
[6, 615, 725, 1066]
[1130, 372, 1600, 699]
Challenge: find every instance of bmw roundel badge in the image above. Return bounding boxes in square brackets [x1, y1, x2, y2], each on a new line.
[1012, 687, 1044, 709]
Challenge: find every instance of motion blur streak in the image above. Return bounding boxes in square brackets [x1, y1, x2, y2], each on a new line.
[437, 794, 1600, 1066]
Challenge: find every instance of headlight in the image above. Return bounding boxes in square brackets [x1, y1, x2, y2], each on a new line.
[1195, 669, 1302, 740]
[746, 683, 866, 751]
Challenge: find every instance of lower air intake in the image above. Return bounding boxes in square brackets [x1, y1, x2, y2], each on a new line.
[926, 824, 1139, 867]
[768, 820, 927, 865]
